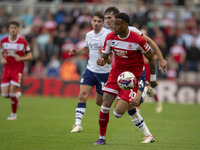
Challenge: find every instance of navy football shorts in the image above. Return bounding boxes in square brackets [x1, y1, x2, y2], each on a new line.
[138, 70, 146, 92]
[80, 69, 109, 95]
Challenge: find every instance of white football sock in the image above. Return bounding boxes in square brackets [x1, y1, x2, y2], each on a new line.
[129, 111, 151, 136]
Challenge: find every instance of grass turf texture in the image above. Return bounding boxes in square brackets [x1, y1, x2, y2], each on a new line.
[0, 96, 200, 150]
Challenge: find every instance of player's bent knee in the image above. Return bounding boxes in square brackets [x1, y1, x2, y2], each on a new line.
[113, 110, 122, 118]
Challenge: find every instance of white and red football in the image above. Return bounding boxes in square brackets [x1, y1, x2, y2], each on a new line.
[117, 71, 137, 90]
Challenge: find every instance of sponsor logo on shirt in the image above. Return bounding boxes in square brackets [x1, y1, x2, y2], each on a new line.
[111, 41, 118, 46]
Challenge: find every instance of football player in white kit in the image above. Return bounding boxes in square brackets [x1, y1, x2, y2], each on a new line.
[69, 11, 111, 133]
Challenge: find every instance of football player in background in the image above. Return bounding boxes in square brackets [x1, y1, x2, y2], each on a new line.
[0, 21, 33, 120]
[69, 11, 112, 133]
[94, 13, 157, 145]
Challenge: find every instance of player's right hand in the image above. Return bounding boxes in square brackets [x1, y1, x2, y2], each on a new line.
[1, 58, 7, 64]
[159, 59, 167, 73]
[97, 57, 106, 66]
[150, 81, 158, 88]
[69, 48, 77, 55]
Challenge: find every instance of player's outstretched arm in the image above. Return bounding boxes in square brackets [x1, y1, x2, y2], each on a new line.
[143, 35, 167, 72]
[144, 50, 158, 88]
[69, 47, 89, 55]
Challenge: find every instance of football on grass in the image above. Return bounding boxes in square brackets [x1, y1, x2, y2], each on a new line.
[117, 71, 136, 90]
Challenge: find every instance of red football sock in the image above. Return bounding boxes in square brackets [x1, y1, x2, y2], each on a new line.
[154, 94, 158, 103]
[11, 97, 18, 113]
[99, 110, 110, 136]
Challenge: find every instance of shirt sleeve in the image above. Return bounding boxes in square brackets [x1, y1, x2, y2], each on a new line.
[102, 31, 109, 46]
[137, 36, 151, 54]
[102, 34, 111, 54]
[24, 40, 31, 53]
[84, 34, 89, 48]
[129, 26, 142, 35]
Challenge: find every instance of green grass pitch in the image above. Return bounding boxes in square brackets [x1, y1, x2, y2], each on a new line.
[0, 96, 200, 150]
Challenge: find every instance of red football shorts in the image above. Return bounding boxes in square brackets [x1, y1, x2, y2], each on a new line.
[1, 71, 23, 87]
[102, 73, 139, 103]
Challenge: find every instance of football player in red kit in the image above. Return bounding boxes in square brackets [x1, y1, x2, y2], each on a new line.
[0, 21, 33, 120]
[94, 13, 157, 145]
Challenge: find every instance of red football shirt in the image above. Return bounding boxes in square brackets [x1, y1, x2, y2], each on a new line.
[102, 30, 150, 79]
[0, 35, 30, 73]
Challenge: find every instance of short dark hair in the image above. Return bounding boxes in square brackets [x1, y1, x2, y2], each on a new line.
[104, 6, 120, 15]
[9, 21, 20, 27]
[93, 11, 104, 21]
[115, 13, 130, 24]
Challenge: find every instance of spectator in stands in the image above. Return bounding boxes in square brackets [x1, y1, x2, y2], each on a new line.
[19, 7, 33, 27]
[169, 41, 186, 76]
[0, 25, 9, 41]
[186, 40, 200, 72]
[179, 4, 192, 22]
[37, 28, 50, 53]
[43, 10, 57, 33]
[46, 56, 60, 78]
[53, 23, 67, 48]
[31, 60, 46, 78]
[165, 27, 177, 52]
[32, 9, 44, 29]
[54, 3, 68, 25]
[0, 6, 10, 28]
[76, 8, 92, 28]
[44, 36, 60, 65]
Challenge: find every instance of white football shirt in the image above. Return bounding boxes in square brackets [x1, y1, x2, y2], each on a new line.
[84, 27, 111, 73]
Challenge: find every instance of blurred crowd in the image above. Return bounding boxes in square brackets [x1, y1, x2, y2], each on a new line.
[0, 0, 200, 81]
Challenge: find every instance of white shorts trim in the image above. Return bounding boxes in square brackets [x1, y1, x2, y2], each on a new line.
[11, 81, 21, 87]
[102, 87, 119, 95]
[1, 93, 9, 97]
[1, 83, 10, 87]
[10, 93, 16, 98]
[116, 95, 122, 100]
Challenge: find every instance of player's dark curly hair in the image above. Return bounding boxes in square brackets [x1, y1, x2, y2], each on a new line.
[9, 21, 20, 27]
[115, 13, 130, 24]
[104, 6, 120, 15]
[93, 11, 104, 21]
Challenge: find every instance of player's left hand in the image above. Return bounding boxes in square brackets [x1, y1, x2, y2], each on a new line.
[150, 81, 158, 88]
[97, 57, 106, 66]
[158, 59, 167, 73]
